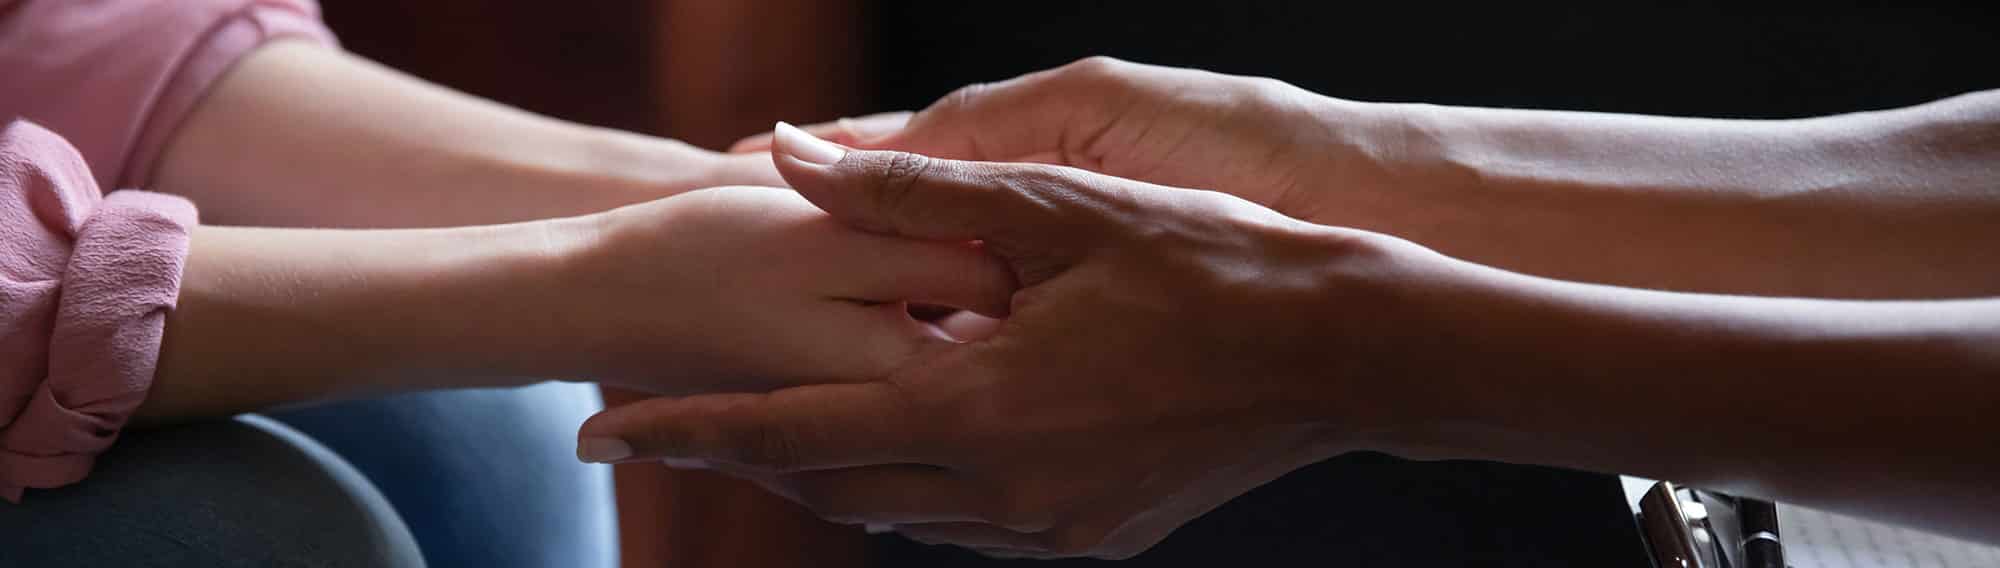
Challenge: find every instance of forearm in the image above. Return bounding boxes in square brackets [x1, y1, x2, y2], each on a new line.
[1379, 264, 2000, 540]
[151, 41, 778, 228]
[1317, 91, 2000, 298]
[141, 220, 590, 423]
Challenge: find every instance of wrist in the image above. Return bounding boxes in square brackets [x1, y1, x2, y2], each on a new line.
[412, 215, 603, 383]
[504, 196, 712, 390]
[318, 220, 584, 388]
[1337, 260, 1772, 465]
[571, 126, 785, 198]
[1285, 96, 1463, 234]
[1282, 230, 1550, 459]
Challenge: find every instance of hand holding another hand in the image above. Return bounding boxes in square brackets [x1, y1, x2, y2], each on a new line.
[582, 125, 1471, 558]
[662, 57, 2000, 552]
[732, 57, 1410, 228]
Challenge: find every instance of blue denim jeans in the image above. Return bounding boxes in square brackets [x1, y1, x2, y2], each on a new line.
[0, 382, 616, 567]
[273, 382, 617, 568]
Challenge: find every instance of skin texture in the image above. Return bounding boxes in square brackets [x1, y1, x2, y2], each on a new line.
[588, 125, 2000, 558]
[590, 131, 1409, 559]
[156, 40, 782, 229]
[137, 42, 1008, 422]
[738, 57, 2000, 299]
[145, 187, 1013, 423]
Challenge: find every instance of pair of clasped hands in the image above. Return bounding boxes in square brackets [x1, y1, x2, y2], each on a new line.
[575, 58, 1472, 559]
[566, 55, 2000, 558]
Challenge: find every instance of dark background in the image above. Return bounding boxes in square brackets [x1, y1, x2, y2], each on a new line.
[873, 2, 2000, 118]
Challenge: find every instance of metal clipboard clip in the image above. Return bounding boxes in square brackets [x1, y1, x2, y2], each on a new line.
[1636, 480, 1785, 568]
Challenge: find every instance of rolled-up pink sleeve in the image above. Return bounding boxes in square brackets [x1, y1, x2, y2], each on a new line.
[1, 120, 197, 501]
[0, 0, 336, 191]
[0, 0, 330, 499]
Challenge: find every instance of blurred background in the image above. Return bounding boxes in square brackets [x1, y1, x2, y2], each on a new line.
[319, 1, 1998, 566]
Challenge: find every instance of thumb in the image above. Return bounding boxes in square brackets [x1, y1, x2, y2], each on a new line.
[769, 122, 1099, 269]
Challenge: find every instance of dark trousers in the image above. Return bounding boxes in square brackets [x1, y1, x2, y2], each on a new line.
[874, 453, 1647, 566]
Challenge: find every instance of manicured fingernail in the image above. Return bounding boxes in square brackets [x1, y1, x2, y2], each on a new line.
[577, 437, 632, 463]
[775, 121, 847, 165]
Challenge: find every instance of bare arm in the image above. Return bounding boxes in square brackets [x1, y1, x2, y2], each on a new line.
[1367, 90, 2000, 298]
[1387, 260, 2000, 540]
[139, 187, 1013, 424]
[770, 58, 2000, 298]
[151, 41, 781, 228]
[142, 222, 566, 422]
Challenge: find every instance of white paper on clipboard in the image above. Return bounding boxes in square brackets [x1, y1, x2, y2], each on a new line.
[1775, 504, 2000, 568]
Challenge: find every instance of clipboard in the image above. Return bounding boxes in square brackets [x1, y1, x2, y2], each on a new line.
[1626, 476, 2000, 568]
[1633, 480, 1784, 568]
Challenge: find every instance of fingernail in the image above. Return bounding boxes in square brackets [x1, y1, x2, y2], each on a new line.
[577, 437, 633, 463]
[775, 121, 847, 165]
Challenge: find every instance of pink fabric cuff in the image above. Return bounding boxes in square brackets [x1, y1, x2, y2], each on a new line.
[0, 121, 199, 501]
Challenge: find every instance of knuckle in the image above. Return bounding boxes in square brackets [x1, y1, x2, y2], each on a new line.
[1001, 164, 1115, 222]
[1243, 75, 1294, 95]
[721, 416, 802, 471]
[1064, 55, 1127, 78]
[1007, 162, 1070, 186]
[625, 397, 755, 457]
[1238, 75, 1304, 108]
[875, 151, 936, 220]
[633, 420, 694, 457]
[992, 164, 1074, 205]
[880, 151, 932, 206]
[1056, 56, 1138, 91]
[942, 82, 990, 112]
[881, 151, 933, 189]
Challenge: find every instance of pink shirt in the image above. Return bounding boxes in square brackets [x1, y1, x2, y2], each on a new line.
[0, 0, 335, 500]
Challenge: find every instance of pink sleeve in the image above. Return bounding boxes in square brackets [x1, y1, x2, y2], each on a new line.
[0, 0, 336, 192]
[0, 120, 198, 501]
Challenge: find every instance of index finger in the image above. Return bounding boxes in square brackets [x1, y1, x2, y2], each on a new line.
[577, 382, 921, 472]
